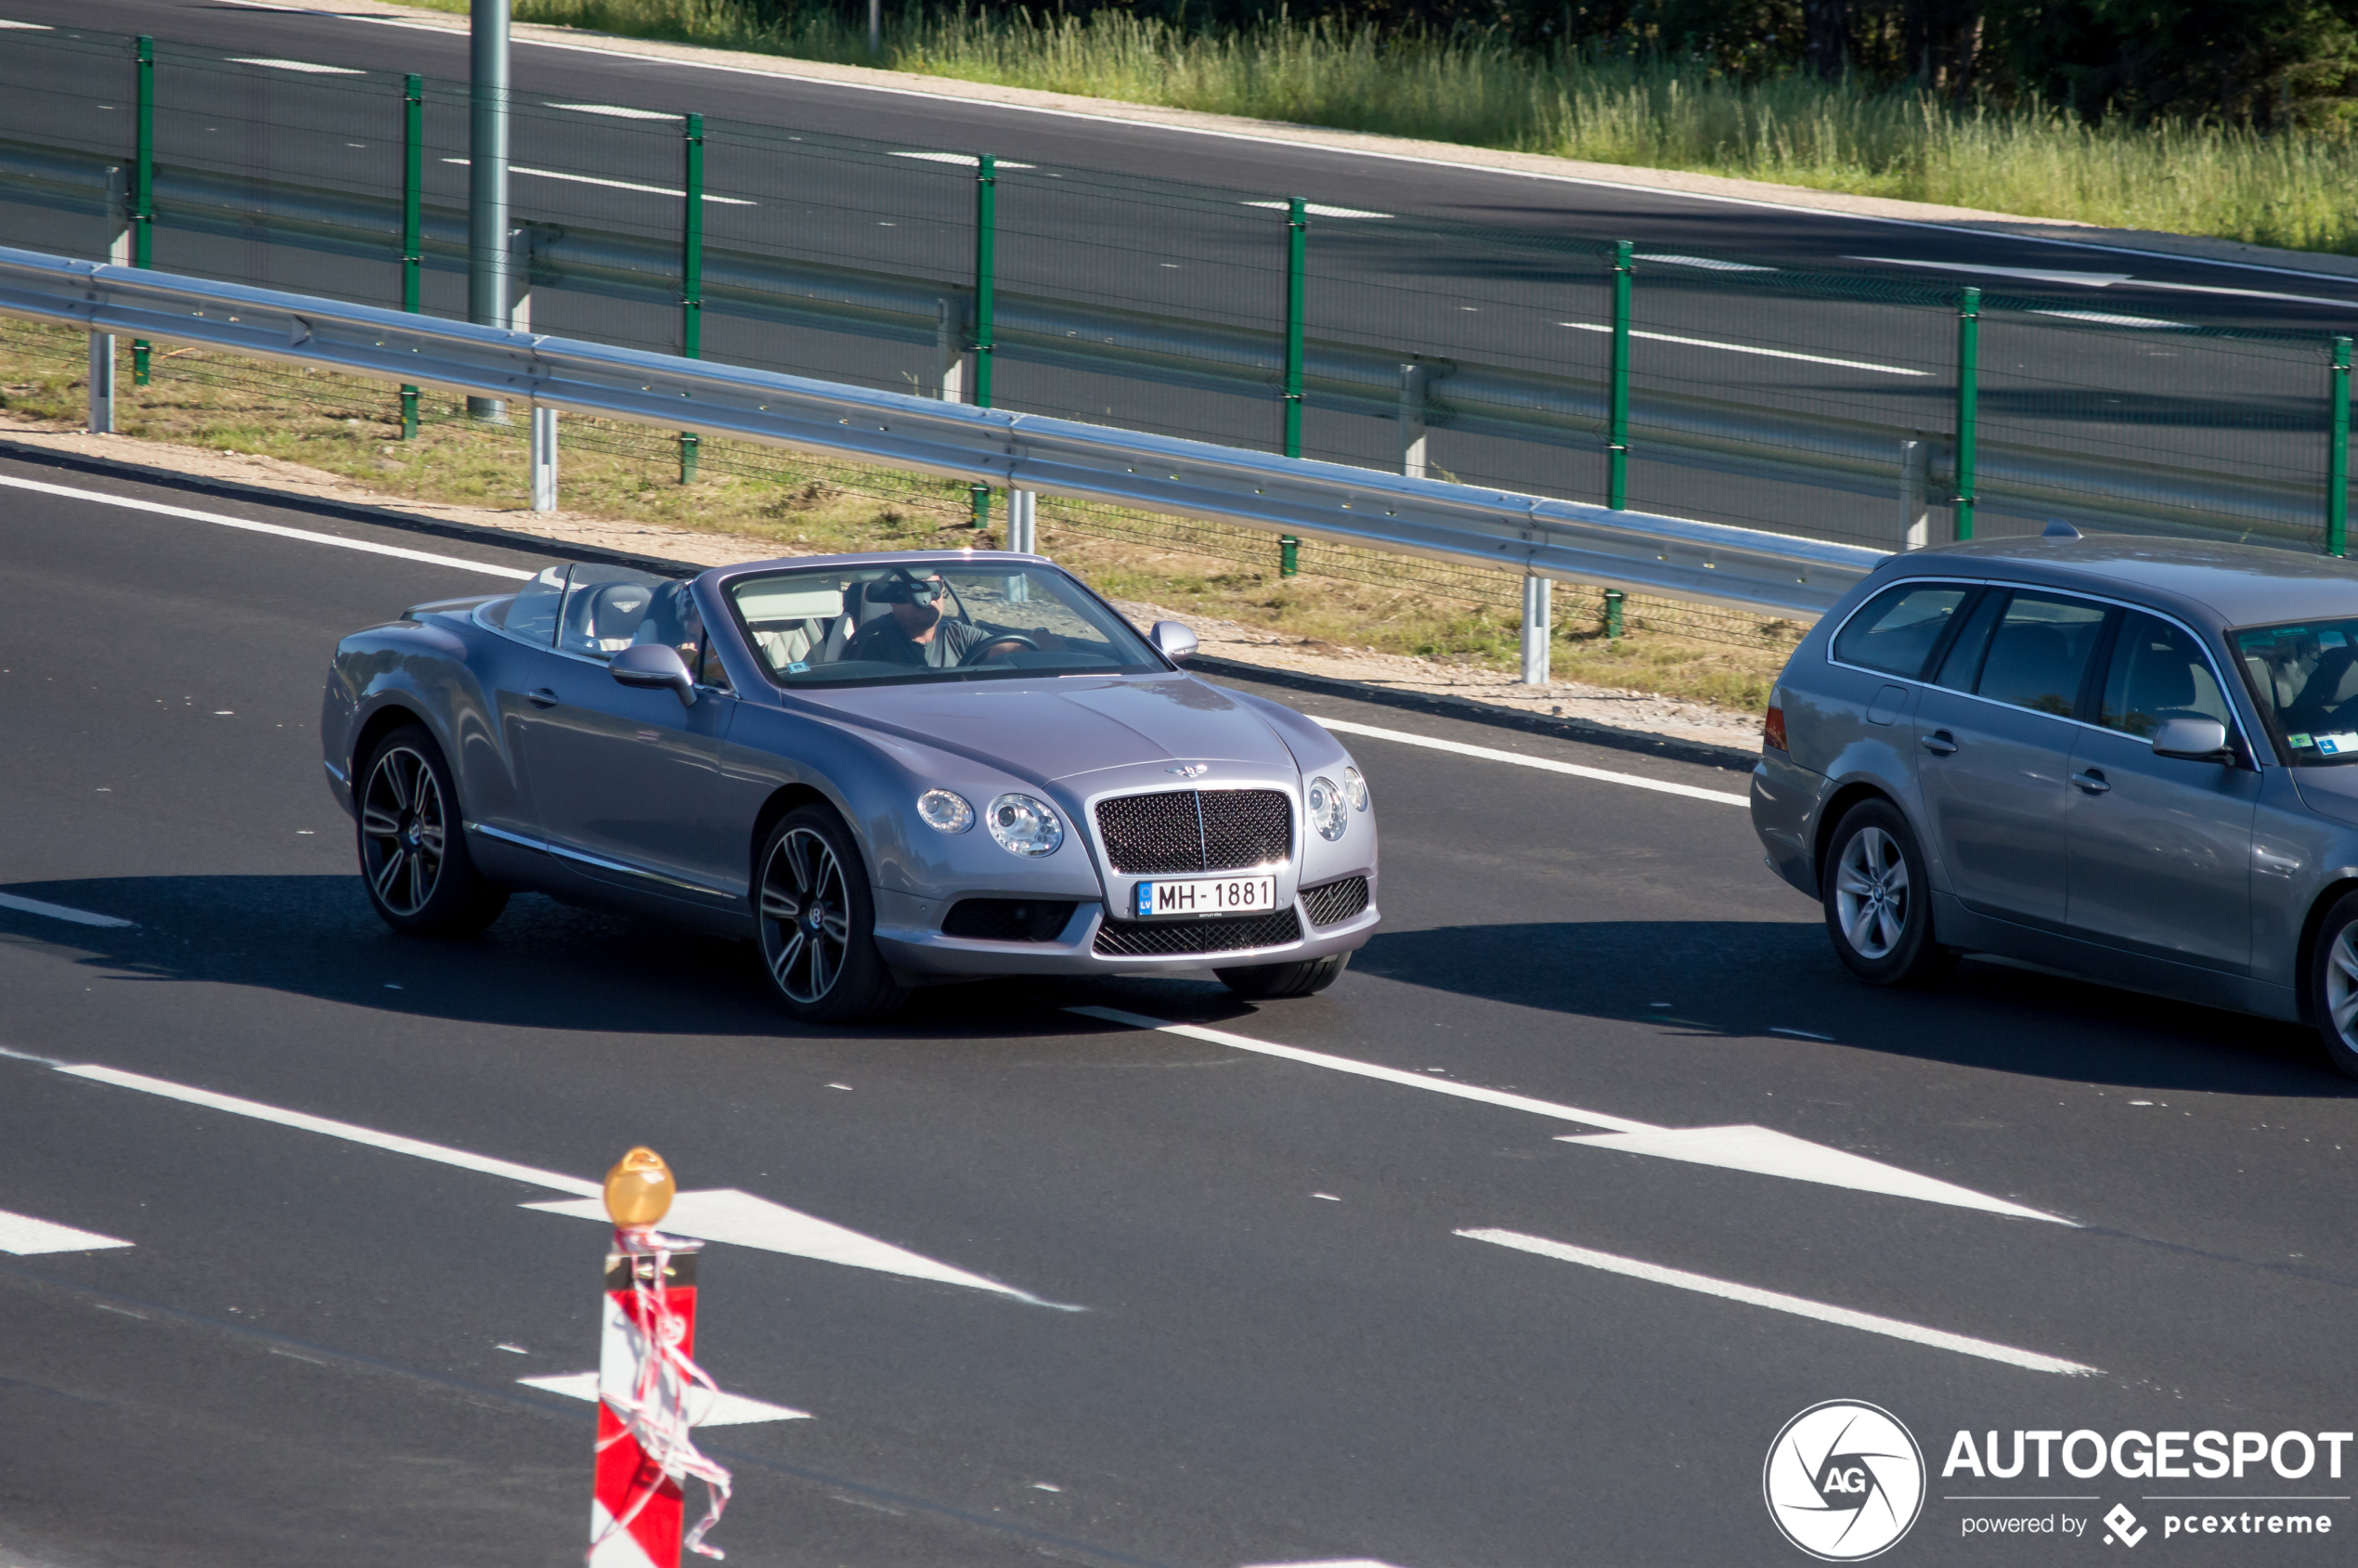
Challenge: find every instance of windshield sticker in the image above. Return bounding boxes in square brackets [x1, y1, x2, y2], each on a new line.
[2316, 732, 2358, 757]
[2289, 732, 2316, 748]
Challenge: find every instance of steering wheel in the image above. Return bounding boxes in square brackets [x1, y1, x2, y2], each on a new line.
[961, 633, 1039, 667]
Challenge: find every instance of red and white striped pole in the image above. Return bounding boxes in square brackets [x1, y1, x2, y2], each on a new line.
[590, 1148, 732, 1568]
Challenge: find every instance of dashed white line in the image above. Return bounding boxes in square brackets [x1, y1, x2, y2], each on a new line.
[1636, 253, 1775, 272]
[545, 101, 680, 120]
[1242, 200, 1392, 219]
[436, 159, 757, 203]
[890, 150, 1035, 169]
[1560, 321, 1930, 376]
[228, 57, 365, 73]
[0, 473, 535, 582]
[1310, 716, 1751, 806]
[1459, 1228, 2100, 1374]
[0, 892, 136, 929]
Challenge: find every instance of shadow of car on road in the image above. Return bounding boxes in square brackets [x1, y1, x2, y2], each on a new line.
[1350, 920, 2352, 1098]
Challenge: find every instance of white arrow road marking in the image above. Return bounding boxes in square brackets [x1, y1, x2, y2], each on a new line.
[519, 1371, 810, 1427]
[1067, 1008, 2067, 1223]
[1308, 717, 1751, 806]
[521, 1189, 1076, 1307]
[2, 1049, 1068, 1302]
[1555, 1124, 2061, 1222]
[0, 892, 136, 928]
[0, 1209, 134, 1255]
[1458, 1228, 2101, 1375]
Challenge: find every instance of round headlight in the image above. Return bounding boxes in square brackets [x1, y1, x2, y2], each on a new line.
[987, 793, 1063, 857]
[918, 789, 974, 834]
[1342, 765, 1369, 812]
[1307, 775, 1348, 841]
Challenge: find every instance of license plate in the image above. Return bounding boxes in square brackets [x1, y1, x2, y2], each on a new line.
[1134, 875, 1277, 919]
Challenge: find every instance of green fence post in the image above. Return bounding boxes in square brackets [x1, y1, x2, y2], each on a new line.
[2331, 336, 2352, 558]
[1608, 240, 1631, 509]
[969, 483, 991, 530]
[132, 35, 153, 385]
[1603, 587, 1625, 640]
[1279, 536, 1299, 577]
[399, 72, 422, 440]
[1278, 195, 1306, 575]
[1954, 285, 1980, 541]
[678, 110, 704, 483]
[971, 153, 995, 409]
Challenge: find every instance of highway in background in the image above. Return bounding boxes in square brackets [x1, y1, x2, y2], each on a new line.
[1, 447, 2352, 1566]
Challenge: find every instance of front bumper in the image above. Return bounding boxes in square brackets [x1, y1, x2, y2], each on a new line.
[875, 879, 1380, 978]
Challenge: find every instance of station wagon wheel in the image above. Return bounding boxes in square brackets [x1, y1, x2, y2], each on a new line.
[1820, 799, 1954, 989]
[354, 723, 509, 938]
[2304, 890, 2358, 1079]
[754, 806, 909, 1026]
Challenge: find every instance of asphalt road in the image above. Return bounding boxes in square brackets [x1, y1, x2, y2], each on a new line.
[2, 0, 2354, 553]
[1, 447, 2353, 1567]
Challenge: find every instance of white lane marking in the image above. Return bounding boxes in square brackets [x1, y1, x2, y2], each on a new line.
[437, 158, 757, 203]
[546, 101, 680, 119]
[1557, 1125, 2064, 1222]
[1242, 200, 1393, 219]
[1309, 716, 1751, 806]
[1068, 1008, 2069, 1221]
[1239, 1561, 1411, 1568]
[522, 1189, 1070, 1305]
[889, 150, 1036, 169]
[1066, 1005, 1652, 1132]
[1459, 1228, 2100, 1375]
[0, 473, 536, 581]
[2032, 309, 2191, 330]
[1852, 255, 2358, 312]
[1560, 320, 1929, 376]
[228, 56, 365, 73]
[1636, 253, 1774, 272]
[0, 892, 136, 929]
[0, 18, 57, 25]
[0, 1209, 134, 1255]
[194, 0, 2358, 294]
[520, 1371, 811, 1426]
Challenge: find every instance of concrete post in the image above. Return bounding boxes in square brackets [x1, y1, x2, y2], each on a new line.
[936, 298, 965, 403]
[508, 225, 534, 334]
[1400, 363, 1429, 479]
[530, 405, 558, 512]
[1520, 575, 1551, 686]
[467, 0, 511, 420]
[86, 331, 114, 434]
[1899, 438, 1930, 551]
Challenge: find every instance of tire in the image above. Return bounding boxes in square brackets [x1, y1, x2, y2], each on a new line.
[356, 724, 509, 937]
[1216, 952, 1350, 1000]
[754, 806, 908, 1025]
[1820, 799, 1954, 988]
[2305, 889, 2358, 1079]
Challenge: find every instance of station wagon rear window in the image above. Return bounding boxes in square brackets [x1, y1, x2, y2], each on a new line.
[2235, 620, 2358, 763]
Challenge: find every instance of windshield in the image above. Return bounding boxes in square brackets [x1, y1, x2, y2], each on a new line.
[2235, 619, 2358, 763]
[727, 562, 1162, 687]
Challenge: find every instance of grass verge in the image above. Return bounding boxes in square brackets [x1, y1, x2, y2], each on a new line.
[0, 317, 1796, 711]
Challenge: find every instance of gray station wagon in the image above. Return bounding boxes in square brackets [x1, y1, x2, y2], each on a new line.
[1752, 531, 2358, 1077]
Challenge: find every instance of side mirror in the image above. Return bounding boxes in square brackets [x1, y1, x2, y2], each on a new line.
[611, 642, 695, 707]
[2151, 715, 2230, 761]
[1150, 620, 1198, 665]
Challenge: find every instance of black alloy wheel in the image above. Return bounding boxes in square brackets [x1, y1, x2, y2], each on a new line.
[1820, 798, 1954, 987]
[1216, 952, 1350, 1000]
[755, 806, 908, 1025]
[2305, 889, 2358, 1080]
[356, 725, 508, 936]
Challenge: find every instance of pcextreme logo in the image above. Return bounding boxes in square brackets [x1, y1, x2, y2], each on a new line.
[1765, 1400, 1928, 1562]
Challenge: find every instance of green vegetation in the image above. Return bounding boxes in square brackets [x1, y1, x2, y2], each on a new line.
[390, 0, 2358, 253]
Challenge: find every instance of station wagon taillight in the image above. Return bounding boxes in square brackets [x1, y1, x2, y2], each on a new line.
[1764, 704, 1788, 752]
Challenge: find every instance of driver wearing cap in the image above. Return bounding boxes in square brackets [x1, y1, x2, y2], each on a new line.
[849, 571, 1033, 668]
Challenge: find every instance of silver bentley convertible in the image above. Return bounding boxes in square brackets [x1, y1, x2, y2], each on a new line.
[320, 551, 1380, 1022]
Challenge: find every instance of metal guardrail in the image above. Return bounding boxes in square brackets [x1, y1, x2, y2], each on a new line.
[0, 141, 2323, 547]
[0, 244, 1885, 617]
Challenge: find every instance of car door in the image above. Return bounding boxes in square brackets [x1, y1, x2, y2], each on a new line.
[509, 566, 738, 900]
[1913, 589, 2109, 928]
[2065, 608, 2258, 972]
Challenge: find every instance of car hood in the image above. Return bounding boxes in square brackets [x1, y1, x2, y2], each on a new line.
[787, 676, 1299, 782]
[2291, 763, 2358, 827]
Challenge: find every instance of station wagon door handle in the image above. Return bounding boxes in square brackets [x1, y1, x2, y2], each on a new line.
[2071, 769, 2110, 795]
[1921, 731, 1958, 756]
[526, 688, 559, 708]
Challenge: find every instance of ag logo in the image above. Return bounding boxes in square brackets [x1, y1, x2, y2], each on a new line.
[1764, 1400, 1925, 1562]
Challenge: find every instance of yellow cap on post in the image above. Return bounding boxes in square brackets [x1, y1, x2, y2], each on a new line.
[603, 1147, 675, 1228]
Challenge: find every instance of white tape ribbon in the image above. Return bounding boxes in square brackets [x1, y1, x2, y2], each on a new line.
[590, 1228, 735, 1562]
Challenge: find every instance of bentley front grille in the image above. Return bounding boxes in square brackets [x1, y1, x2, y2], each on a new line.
[1092, 907, 1303, 957]
[1095, 788, 1291, 875]
[1302, 875, 1370, 927]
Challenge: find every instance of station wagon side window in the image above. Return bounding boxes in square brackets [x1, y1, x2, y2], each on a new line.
[1831, 583, 1974, 680]
[2099, 611, 2235, 737]
[1972, 591, 2110, 719]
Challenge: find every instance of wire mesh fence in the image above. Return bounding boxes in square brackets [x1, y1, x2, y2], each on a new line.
[1, 21, 2350, 578]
